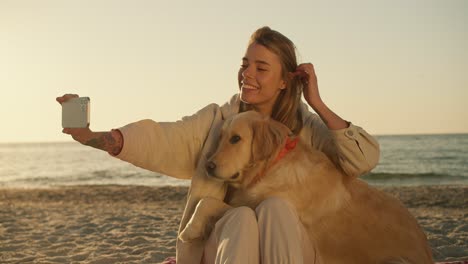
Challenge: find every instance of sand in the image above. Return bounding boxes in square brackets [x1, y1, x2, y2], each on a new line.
[0, 185, 466, 263]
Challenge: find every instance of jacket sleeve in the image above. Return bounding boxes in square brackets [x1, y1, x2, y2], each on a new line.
[302, 113, 380, 178]
[114, 104, 219, 179]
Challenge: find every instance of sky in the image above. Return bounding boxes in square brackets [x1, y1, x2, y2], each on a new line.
[1, 0, 467, 143]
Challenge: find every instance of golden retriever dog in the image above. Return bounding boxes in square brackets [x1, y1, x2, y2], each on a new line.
[180, 111, 433, 264]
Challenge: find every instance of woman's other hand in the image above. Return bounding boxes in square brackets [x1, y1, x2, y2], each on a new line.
[293, 63, 322, 109]
[290, 64, 349, 130]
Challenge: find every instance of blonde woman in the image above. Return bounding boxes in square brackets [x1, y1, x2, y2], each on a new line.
[57, 26, 379, 264]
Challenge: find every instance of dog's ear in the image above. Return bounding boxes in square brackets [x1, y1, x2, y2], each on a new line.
[251, 118, 288, 161]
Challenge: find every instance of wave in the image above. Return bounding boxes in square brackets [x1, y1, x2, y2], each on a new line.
[362, 172, 467, 180]
[362, 172, 468, 186]
[3, 170, 467, 188]
[0, 170, 189, 188]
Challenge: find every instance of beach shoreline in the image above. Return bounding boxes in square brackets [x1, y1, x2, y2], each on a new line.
[0, 185, 466, 263]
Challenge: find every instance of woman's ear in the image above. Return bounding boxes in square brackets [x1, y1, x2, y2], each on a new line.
[279, 78, 287, 90]
[251, 118, 287, 162]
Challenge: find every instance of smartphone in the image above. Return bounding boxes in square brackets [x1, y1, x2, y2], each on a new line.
[61, 97, 90, 128]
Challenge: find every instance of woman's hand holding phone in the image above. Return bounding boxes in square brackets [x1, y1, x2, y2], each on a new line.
[56, 94, 123, 155]
[56, 94, 93, 145]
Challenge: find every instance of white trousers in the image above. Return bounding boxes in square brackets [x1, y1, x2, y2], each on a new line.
[202, 197, 319, 264]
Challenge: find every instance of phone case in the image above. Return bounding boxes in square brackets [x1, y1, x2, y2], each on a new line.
[61, 97, 90, 128]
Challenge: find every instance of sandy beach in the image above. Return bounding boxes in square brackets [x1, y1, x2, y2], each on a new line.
[0, 185, 466, 263]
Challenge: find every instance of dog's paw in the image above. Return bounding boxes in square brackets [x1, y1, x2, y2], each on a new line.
[179, 197, 228, 243]
[179, 223, 204, 242]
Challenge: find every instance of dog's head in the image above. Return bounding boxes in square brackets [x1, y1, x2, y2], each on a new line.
[205, 111, 291, 188]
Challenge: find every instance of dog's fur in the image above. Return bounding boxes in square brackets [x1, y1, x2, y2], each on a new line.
[180, 111, 433, 264]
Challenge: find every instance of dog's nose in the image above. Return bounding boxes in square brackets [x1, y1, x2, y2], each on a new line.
[206, 161, 217, 175]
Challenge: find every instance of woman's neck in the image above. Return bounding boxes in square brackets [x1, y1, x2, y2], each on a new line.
[251, 103, 273, 117]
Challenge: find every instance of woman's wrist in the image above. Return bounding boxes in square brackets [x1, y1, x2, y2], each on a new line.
[308, 99, 349, 130]
[109, 129, 124, 156]
[307, 96, 325, 112]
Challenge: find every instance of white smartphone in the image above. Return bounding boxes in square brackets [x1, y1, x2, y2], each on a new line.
[61, 97, 90, 128]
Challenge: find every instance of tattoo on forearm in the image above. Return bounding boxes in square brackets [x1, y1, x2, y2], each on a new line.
[85, 138, 105, 150]
[85, 132, 119, 153]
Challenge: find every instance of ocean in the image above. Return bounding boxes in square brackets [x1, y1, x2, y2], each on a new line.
[0, 134, 467, 188]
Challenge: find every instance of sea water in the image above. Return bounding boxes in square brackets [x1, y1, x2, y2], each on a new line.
[364, 133, 468, 186]
[0, 134, 467, 188]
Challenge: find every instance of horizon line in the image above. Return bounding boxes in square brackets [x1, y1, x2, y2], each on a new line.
[1, 131, 468, 144]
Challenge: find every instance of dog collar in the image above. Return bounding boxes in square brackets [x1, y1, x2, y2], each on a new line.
[248, 136, 299, 188]
[273, 136, 299, 164]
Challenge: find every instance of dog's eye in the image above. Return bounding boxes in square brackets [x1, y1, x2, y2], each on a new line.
[230, 135, 241, 144]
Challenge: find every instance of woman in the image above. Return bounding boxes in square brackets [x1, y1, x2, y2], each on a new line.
[57, 26, 379, 264]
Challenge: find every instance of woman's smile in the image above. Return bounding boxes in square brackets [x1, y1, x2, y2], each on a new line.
[241, 82, 260, 91]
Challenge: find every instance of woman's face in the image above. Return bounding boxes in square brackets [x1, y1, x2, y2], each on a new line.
[238, 42, 286, 116]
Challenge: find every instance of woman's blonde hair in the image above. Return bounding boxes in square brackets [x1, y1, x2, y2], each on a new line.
[239, 26, 303, 135]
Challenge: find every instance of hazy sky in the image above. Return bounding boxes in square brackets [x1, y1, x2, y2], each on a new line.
[1, 0, 467, 143]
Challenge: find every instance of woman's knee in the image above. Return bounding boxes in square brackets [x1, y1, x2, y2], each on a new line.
[217, 206, 257, 228]
[229, 206, 257, 219]
[255, 197, 295, 215]
[205, 207, 259, 263]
